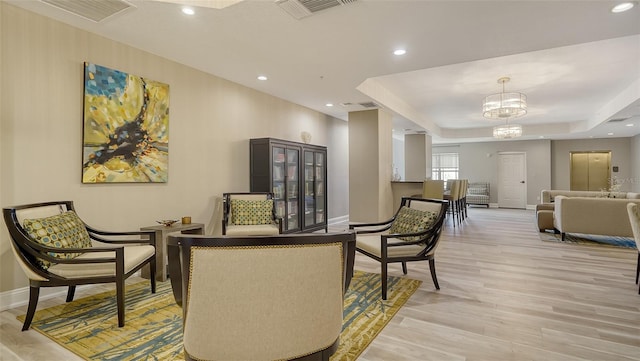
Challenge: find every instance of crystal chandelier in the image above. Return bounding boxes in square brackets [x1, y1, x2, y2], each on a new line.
[493, 121, 523, 139]
[483, 77, 527, 119]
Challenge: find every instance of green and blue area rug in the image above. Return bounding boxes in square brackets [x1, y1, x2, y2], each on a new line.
[539, 231, 637, 249]
[19, 271, 421, 361]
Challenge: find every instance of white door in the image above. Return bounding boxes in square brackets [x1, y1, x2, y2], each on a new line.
[498, 152, 527, 209]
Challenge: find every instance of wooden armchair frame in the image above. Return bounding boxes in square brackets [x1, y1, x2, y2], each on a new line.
[349, 197, 448, 299]
[2, 201, 156, 330]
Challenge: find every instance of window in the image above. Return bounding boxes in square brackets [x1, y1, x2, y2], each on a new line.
[432, 153, 459, 182]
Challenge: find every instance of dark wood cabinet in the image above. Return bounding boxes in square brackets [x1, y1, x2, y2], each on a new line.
[250, 138, 327, 233]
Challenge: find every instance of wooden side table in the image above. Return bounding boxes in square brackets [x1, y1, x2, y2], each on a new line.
[141, 222, 204, 281]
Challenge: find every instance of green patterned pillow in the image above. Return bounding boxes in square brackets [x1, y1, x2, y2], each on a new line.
[22, 211, 92, 269]
[230, 199, 274, 226]
[388, 206, 438, 241]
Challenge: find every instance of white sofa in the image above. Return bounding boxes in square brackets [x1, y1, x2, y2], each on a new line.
[554, 196, 640, 240]
[541, 189, 640, 203]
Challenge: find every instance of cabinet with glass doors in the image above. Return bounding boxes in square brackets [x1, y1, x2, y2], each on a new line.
[250, 138, 327, 233]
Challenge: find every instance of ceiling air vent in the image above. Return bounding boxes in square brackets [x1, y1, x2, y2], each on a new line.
[40, 0, 134, 22]
[607, 117, 630, 123]
[276, 0, 356, 20]
[358, 101, 378, 109]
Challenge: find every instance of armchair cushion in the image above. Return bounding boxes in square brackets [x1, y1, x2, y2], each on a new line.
[356, 234, 425, 257]
[388, 206, 438, 241]
[47, 244, 155, 279]
[224, 224, 280, 236]
[22, 211, 92, 269]
[230, 199, 274, 226]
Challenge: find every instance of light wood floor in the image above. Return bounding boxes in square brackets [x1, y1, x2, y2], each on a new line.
[1, 207, 639, 360]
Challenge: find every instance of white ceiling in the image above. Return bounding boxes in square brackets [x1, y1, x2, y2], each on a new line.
[8, 0, 640, 144]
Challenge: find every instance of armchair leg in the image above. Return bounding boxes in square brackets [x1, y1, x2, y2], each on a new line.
[428, 259, 440, 290]
[636, 252, 639, 284]
[116, 277, 125, 327]
[150, 257, 157, 293]
[402, 262, 408, 275]
[66, 286, 76, 302]
[381, 262, 388, 300]
[22, 286, 40, 331]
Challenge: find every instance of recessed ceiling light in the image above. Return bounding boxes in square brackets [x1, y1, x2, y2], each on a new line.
[257, 75, 268, 81]
[325, 103, 334, 107]
[608, 132, 614, 136]
[393, 49, 406, 56]
[626, 123, 635, 127]
[612, 2, 634, 13]
[182, 7, 195, 15]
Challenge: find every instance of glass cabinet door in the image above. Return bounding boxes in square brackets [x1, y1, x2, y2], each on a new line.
[315, 152, 325, 224]
[273, 146, 300, 232]
[285, 148, 299, 231]
[272, 146, 286, 223]
[304, 151, 315, 228]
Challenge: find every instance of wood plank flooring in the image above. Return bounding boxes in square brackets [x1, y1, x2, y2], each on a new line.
[1, 207, 639, 360]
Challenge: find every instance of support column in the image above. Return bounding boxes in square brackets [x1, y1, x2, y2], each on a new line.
[404, 133, 433, 181]
[348, 109, 394, 222]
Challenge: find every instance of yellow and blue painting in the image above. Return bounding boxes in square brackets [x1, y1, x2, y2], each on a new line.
[82, 62, 169, 183]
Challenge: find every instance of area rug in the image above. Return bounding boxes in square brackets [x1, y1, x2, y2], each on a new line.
[539, 231, 637, 249]
[18, 271, 421, 361]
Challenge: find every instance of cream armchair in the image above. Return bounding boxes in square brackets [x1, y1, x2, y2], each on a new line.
[627, 203, 640, 294]
[2, 201, 156, 330]
[167, 232, 356, 361]
[349, 197, 448, 300]
[222, 192, 282, 235]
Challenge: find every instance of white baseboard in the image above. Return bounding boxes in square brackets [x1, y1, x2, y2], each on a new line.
[0, 270, 142, 312]
[0, 286, 69, 312]
[328, 215, 349, 225]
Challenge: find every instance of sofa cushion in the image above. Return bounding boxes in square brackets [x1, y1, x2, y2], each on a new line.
[230, 199, 274, 225]
[388, 206, 438, 241]
[22, 211, 92, 269]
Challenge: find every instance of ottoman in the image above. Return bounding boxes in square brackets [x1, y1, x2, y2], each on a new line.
[536, 203, 555, 232]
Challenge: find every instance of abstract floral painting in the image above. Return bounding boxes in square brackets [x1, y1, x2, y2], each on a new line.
[82, 62, 169, 183]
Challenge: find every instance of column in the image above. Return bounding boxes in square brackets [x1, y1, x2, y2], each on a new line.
[348, 109, 394, 222]
[404, 133, 433, 181]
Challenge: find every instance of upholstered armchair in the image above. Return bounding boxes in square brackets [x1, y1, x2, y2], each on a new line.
[2, 201, 156, 330]
[167, 232, 356, 361]
[349, 197, 448, 299]
[627, 203, 640, 294]
[222, 192, 282, 235]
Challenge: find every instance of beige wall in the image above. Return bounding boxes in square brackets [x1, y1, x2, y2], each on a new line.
[551, 138, 632, 191]
[434, 140, 552, 206]
[404, 134, 432, 181]
[433, 137, 638, 206]
[0, 3, 348, 294]
[327, 117, 349, 219]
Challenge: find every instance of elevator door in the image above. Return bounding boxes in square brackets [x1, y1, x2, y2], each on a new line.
[570, 151, 610, 191]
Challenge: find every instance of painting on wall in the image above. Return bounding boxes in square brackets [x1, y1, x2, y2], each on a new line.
[82, 62, 170, 183]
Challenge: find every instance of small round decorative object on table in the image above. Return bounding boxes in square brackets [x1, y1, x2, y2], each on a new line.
[156, 219, 178, 227]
